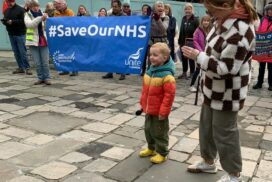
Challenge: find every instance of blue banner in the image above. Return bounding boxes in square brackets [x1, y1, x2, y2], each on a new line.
[46, 16, 151, 74]
[253, 31, 272, 62]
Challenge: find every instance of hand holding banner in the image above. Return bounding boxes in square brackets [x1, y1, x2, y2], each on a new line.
[46, 16, 151, 74]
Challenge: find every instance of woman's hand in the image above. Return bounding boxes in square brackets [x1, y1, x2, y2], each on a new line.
[181, 46, 200, 61]
[42, 13, 48, 21]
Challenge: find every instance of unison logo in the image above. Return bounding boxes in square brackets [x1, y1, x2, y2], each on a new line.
[53, 50, 76, 64]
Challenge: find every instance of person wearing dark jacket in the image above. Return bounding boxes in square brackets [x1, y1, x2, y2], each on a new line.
[1, 0, 32, 75]
[178, 3, 199, 79]
[102, 0, 127, 80]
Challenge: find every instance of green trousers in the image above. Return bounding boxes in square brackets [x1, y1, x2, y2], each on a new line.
[144, 114, 169, 157]
[199, 104, 242, 173]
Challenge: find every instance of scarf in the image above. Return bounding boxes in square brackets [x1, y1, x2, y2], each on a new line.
[228, 0, 249, 20]
[30, 9, 43, 36]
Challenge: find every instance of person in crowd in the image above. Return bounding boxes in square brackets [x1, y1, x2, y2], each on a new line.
[138, 42, 176, 164]
[53, 0, 78, 76]
[189, 15, 212, 92]
[44, 2, 55, 17]
[164, 4, 178, 62]
[253, 3, 272, 91]
[2, 0, 8, 14]
[24, 0, 51, 85]
[182, 0, 258, 181]
[77, 4, 90, 16]
[145, 1, 169, 71]
[102, 0, 127, 80]
[122, 2, 131, 16]
[98, 8, 107, 17]
[1, 0, 32, 75]
[178, 3, 199, 79]
[140, 4, 152, 76]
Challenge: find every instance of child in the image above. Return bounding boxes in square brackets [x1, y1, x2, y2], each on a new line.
[182, 0, 258, 181]
[189, 15, 212, 93]
[138, 42, 176, 164]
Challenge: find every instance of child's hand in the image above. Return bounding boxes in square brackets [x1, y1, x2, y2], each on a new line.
[159, 115, 165, 120]
[135, 109, 143, 116]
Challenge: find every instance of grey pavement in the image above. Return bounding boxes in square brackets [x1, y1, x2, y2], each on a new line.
[0, 52, 271, 182]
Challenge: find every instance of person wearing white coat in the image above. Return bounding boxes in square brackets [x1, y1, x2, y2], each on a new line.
[24, 0, 51, 85]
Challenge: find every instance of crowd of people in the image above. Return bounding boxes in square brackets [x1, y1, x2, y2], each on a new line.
[1, 0, 271, 182]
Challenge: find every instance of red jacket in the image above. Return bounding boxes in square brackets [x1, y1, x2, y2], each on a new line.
[2, 1, 8, 15]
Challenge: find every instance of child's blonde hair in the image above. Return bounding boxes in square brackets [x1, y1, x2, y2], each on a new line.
[204, 0, 258, 23]
[151, 43, 171, 58]
[184, 3, 194, 13]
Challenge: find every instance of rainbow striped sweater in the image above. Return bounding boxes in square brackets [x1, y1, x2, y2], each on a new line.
[140, 59, 176, 117]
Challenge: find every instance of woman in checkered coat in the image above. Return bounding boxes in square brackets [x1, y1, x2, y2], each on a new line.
[182, 0, 258, 182]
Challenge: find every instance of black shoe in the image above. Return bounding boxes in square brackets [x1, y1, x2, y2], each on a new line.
[252, 83, 262, 89]
[70, 72, 78, 76]
[102, 73, 113, 79]
[119, 75, 125, 80]
[59, 72, 69, 75]
[25, 68, 33, 75]
[268, 86, 272, 91]
[12, 68, 25, 74]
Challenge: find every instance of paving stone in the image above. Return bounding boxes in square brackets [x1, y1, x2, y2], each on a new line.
[10, 138, 83, 167]
[135, 160, 224, 182]
[83, 158, 117, 172]
[103, 113, 135, 125]
[241, 147, 261, 162]
[188, 128, 199, 139]
[110, 103, 130, 111]
[47, 105, 79, 114]
[9, 112, 87, 135]
[99, 134, 144, 148]
[79, 97, 95, 103]
[248, 107, 271, 117]
[264, 151, 272, 161]
[49, 100, 74, 106]
[59, 152, 92, 163]
[263, 133, 272, 141]
[0, 127, 34, 139]
[170, 110, 193, 120]
[11, 108, 36, 116]
[63, 172, 117, 182]
[255, 101, 272, 109]
[125, 116, 145, 127]
[61, 130, 102, 143]
[173, 137, 199, 153]
[113, 95, 130, 101]
[24, 134, 54, 145]
[86, 112, 113, 121]
[252, 178, 272, 182]
[245, 125, 265, 133]
[106, 152, 152, 181]
[0, 142, 34, 159]
[266, 126, 272, 134]
[0, 161, 21, 182]
[77, 142, 113, 159]
[256, 160, 272, 180]
[0, 103, 24, 112]
[12, 93, 41, 99]
[94, 102, 112, 108]
[240, 130, 262, 148]
[25, 87, 75, 97]
[171, 131, 185, 137]
[82, 122, 119, 134]
[61, 94, 87, 101]
[69, 111, 90, 118]
[169, 150, 189, 162]
[39, 96, 60, 102]
[101, 147, 134, 160]
[8, 176, 44, 182]
[0, 134, 11, 143]
[178, 105, 201, 114]
[0, 113, 17, 121]
[114, 126, 145, 141]
[31, 161, 77, 180]
[121, 98, 139, 105]
[186, 155, 203, 164]
[260, 140, 272, 151]
[242, 160, 257, 177]
[5, 85, 29, 90]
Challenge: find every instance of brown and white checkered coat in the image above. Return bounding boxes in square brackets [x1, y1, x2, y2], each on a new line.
[197, 18, 256, 111]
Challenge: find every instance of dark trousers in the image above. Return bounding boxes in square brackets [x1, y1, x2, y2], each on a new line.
[190, 67, 200, 86]
[9, 35, 30, 70]
[257, 62, 272, 86]
[199, 104, 242, 173]
[144, 115, 169, 157]
[181, 54, 195, 74]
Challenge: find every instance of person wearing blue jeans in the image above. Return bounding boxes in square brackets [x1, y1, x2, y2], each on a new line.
[2, 0, 32, 75]
[24, 0, 51, 85]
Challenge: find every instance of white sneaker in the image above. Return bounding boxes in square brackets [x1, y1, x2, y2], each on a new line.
[187, 160, 218, 173]
[189, 86, 197, 93]
[217, 174, 242, 182]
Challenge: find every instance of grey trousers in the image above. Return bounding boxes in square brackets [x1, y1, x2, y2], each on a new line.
[199, 104, 242, 173]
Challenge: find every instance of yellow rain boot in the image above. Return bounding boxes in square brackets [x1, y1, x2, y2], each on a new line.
[150, 153, 167, 164]
[139, 148, 156, 157]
